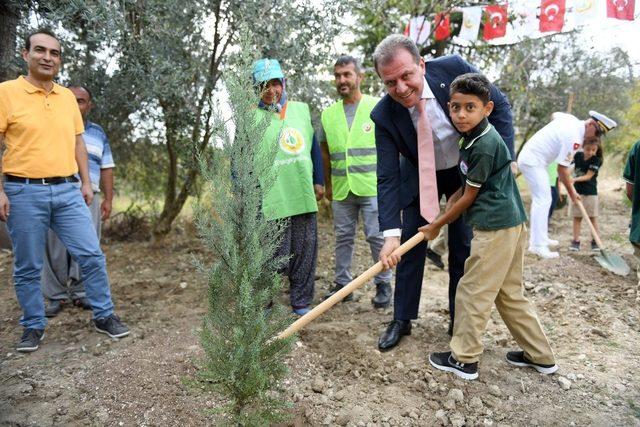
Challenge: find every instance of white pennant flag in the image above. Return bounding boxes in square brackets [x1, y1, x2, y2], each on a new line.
[408, 16, 431, 45]
[458, 7, 483, 41]
[572, 0, 599, 26]
[511, 2, 539, 39]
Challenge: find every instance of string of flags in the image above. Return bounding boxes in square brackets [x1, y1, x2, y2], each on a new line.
[404, 0, 636, 45]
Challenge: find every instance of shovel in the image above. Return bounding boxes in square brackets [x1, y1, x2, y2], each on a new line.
[576, 199, 630, 276]
[277, 232, 426, 340]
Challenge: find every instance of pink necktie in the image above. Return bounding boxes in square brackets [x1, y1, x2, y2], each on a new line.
[415, 98, 439, 222]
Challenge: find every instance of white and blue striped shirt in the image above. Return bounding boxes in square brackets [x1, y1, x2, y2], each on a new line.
[83, 121, 114, 192]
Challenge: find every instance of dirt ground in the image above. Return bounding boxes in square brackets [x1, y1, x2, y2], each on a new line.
[1, 176, 639, 426]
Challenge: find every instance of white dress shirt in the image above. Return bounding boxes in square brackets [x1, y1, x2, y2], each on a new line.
[408, 79, 460, 171]
[383, 78, 460, 238]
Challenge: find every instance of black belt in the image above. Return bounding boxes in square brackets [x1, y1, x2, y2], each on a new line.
[4, 174, 79, 185]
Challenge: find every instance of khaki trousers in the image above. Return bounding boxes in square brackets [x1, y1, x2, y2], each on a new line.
[632, 243, 640, 303]
[450, 223, 555, 365]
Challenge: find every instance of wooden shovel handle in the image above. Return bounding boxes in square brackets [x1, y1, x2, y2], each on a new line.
[276, 232, 426, 340]
[575, 199, 604, 248]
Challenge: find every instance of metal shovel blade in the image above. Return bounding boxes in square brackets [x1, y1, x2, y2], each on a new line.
[594, 250, 630, 276]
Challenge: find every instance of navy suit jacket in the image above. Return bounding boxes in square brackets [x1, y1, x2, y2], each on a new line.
[370, 54, 515, 232]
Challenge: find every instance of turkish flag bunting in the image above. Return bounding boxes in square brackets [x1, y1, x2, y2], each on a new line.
[483, 5, 508, 40]
[607, 0, 635, 20]
[434, 13, 451, 40]
[539, 0, 566, 32]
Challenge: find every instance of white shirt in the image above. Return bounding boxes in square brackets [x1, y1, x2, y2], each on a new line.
[408, 79, 461, 170]
[383, 79, 460, 238]
[518, 112, 585, 168]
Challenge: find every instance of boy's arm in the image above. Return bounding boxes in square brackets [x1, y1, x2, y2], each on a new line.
[419, 184, 480, 240]
[445, 187, 463, 211]
[627, 183, 634, 201]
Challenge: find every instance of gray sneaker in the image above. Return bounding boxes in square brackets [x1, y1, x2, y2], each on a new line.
[569, 240, 580, 252]
[94, 314, 130, 338]
[17, 328, 45, 352]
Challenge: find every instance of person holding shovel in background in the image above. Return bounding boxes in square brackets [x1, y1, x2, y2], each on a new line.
[517, 111, 617, 259]
[569, 139, 604, 252]
[252, 58, 324, 316]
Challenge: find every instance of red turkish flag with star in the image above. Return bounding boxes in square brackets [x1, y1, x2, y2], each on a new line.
[539, 0, 566, 32]
[483, 4, 508, 40]
[434, 13, 451, 40]
[607, 0, 635, 20]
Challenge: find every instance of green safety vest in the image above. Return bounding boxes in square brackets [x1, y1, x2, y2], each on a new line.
[256, 101, 318, 220]
[321, 94, 380, 201]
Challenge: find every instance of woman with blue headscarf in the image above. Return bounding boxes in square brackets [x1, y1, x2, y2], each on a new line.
[252, 58, 324, 315]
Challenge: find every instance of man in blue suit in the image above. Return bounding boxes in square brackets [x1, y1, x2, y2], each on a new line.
[371, 35, 515, 351]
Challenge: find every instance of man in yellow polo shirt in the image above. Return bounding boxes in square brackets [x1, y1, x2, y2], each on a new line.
[0, 28, 129, 352]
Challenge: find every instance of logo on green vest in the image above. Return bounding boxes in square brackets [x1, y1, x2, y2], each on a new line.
[362, 122, 373, 133]
[279, 127, 306, 155]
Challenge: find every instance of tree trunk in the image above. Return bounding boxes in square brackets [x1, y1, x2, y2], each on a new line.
[0, 2, 20, 82]
[152, 101, 180, 241]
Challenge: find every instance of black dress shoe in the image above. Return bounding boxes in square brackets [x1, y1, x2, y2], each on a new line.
[45, 300, 64, 318]
[371, 282, 391, 308]
[425, 248, 445, 270]
[324, 284, 353, 302]
[378, 319, 411, 351]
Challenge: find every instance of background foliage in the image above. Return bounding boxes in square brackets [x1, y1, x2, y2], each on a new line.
[0, 0, 637, 235]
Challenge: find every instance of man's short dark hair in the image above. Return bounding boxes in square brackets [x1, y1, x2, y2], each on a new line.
[449, 73, 492, 104]
[24, 28, 60, 51]
[68, 85, 93, 100]
[334, 55, 362, 73]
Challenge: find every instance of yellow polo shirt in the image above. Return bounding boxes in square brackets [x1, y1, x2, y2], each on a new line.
[0, 76, 84, 178]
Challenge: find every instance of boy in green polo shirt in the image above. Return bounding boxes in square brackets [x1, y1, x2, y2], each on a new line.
[419, 73, 557, 380]
[623, 140, 640, 304]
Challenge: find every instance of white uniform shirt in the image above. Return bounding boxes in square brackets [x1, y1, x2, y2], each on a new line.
[519, 112, 585, 167]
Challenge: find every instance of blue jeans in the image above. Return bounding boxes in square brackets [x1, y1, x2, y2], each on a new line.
[5, 181, 114, 329]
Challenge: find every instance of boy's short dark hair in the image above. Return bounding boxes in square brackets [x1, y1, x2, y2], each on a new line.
[24, 28, 59, 51]
[450, 73, 492, 104]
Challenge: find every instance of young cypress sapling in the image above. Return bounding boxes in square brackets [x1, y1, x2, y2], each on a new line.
[194, 38, 295, 425]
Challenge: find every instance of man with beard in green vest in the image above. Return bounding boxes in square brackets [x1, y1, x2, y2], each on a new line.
[252, 58, 325, 316]
[319, 55, 392, 308]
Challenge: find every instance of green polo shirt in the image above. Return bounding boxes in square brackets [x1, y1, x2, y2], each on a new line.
[459, 118, 527, 231]
[623, 141, 640, 244]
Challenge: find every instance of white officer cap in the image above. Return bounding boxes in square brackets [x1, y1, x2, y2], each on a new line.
[589, 110, 617, 134]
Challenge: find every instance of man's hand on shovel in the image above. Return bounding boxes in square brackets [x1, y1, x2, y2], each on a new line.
[380, 236, 401, 270]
